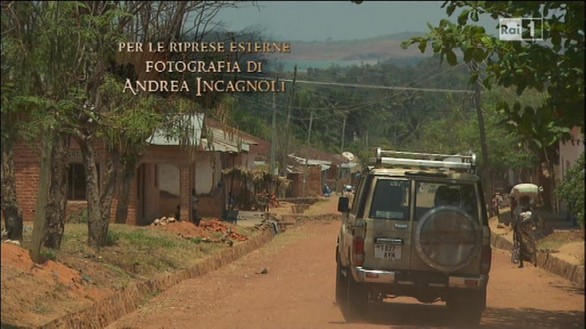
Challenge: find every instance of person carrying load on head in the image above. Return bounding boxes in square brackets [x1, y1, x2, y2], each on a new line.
[509, 184, 539, 268]
[343, 185, 354, 207]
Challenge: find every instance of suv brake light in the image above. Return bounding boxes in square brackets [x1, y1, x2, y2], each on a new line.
[352, 237, 365, 266]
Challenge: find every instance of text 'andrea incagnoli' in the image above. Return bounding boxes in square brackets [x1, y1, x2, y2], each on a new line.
[118, 41, 290, 96]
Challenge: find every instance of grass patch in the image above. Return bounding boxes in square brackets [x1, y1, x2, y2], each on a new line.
[537, 231, 584, 251]
[40, 249, 57, 261]
[106, 231, 121, 246]
[32, 301, 50, 315]
[114, 229, 178, 249]
[211, 232, 225, 240]
[259, 224, 309, 256]
[16, 221, 259, 309]
[538, 239, 567, 251]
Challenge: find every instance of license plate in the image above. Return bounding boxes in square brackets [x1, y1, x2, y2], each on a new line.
[374, 244, 402, 260]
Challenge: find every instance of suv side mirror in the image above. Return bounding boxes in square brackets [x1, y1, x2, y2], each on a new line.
[338, 196, 349, 212]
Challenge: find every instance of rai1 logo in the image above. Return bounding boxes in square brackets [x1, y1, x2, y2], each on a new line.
[499, 18, 544, 41]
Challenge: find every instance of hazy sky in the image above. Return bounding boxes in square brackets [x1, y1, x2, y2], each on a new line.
[213, 1, 498, 42]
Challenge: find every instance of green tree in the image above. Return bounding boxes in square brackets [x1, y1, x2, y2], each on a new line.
[2, 2, 90, 255]
[2, 1, 242, 258]
[557, 153, 585, 227]
[66, 1, 240, 248]
[402, 1, 584, 208]
[407, 103, 535, 186]
[0, 83, 26, 241]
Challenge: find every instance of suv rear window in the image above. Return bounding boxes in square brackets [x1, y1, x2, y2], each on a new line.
[369, 179, 410, 220]
[415, 181, 478, 221]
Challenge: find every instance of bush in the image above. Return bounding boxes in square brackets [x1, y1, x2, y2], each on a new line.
[40, 249, 57, 261]
[557, 153, 584, 227]
[106, 231, 121, 246]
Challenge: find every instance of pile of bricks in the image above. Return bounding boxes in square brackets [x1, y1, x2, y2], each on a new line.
[200, 219, 248, 242]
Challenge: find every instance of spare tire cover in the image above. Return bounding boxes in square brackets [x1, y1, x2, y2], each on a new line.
[415, 206, 481, 273]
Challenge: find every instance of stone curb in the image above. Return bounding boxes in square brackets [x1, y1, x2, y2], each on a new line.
[490, 230, 584, 288]
[37, 227, 275, 329]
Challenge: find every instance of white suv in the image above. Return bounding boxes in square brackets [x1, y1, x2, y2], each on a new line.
[336, 148, 492, 325]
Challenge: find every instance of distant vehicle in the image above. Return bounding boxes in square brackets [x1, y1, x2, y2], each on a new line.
[336, 148, 491, 325]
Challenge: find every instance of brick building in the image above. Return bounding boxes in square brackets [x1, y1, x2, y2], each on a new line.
[286, 146, 358, 197]
[11, 113, 259, 225]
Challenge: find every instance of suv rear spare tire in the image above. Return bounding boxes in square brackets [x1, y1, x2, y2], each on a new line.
[415, 206, 481, 273]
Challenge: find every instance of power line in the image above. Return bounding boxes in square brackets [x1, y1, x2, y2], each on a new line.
[235, 74, 475, 94]
[228, 62, 471, 117]
[285, 78, 475, 94]
[226, 62, 473, 135]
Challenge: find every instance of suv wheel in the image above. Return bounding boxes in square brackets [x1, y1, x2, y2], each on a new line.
[446, 289, 485, 325]
[335, 256, 347, 303]
[346, 273, 368, 315]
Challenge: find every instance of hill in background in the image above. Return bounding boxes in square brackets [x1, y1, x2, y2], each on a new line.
[267, 32, 430, 71]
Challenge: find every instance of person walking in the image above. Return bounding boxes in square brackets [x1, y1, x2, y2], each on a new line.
[512, 195, 537, 268]
[490, 192, 500, 218]
[191, 188, 200, 226]
[343, 185, 354, 208]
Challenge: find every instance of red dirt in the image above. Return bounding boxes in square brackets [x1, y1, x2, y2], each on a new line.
[146, 219, 248, 242]
[1, 242, 110, 327]
[8, 196, 581, 329]
[109, 199, 585, 329]
[0, 218, 253, 327]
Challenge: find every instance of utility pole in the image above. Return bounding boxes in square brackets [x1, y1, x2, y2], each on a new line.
[302, 111, 314, 197]
[338, 114, 347, 192]
[340, 114, 347, 152]
[470, 61, 491, 205]
[269, 79, 277, 175]
[282, 66, 297, 177]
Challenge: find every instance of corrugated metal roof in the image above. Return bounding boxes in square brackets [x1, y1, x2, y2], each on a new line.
[340, 162, 358, 169]
[286, 165, 304, 174]
[147, 113, 256, 153]
[289, 154, 331, 171]
[201, 125, 253, 152]
[147, 113, 204, 146]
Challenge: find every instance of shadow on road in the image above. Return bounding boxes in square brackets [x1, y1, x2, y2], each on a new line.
[482, 307, 584, 329]
[335, 301, 584, 329]
[547, 282, 585, 296]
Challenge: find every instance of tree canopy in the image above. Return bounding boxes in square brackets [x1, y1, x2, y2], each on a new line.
[402, 1, 584, 143]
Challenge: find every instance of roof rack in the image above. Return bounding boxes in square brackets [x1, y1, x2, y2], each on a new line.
[372, 148, 476, 173]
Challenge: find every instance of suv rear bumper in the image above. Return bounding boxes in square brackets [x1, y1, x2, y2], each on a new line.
[351, 266, 488, 289]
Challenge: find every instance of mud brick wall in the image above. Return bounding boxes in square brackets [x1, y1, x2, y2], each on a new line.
[286, 166, 323, 197]
[12, 141, 134, 224]
[305, 166, 323, 197]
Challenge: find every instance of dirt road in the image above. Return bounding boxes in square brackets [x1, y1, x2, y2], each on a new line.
[108, 210, 584, 328]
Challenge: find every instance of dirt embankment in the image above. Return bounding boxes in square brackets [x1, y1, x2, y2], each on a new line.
[1, 197, 336, 328]
[0, 216, 258, 328]
[1, 242, 111, 327]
